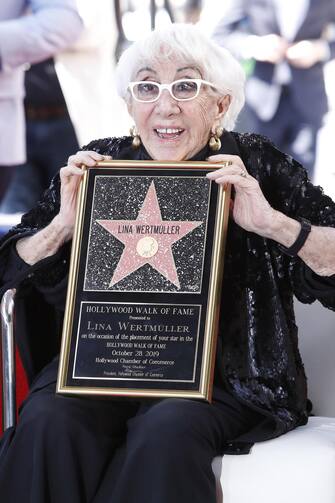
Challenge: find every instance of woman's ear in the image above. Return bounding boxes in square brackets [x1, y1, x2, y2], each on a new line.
[216, 94, 231, 120]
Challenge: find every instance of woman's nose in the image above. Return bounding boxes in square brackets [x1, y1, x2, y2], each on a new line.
[155, 89, 181, 115]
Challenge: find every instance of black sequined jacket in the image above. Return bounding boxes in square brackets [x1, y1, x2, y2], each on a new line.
[1, 131, 335, 451]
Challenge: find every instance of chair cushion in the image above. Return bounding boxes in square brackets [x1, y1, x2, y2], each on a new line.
[212, 417, 335, 503]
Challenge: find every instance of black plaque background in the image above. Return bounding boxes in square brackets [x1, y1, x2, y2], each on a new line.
[63, 167, 219, 393]
[73, 302, 202, 382]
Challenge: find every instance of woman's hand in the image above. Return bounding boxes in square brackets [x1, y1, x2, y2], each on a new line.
[206, 154, 277, 237]
[16, 151, 112, 265]
[55, 150, 112, 240]
[206, 154, 335, 277]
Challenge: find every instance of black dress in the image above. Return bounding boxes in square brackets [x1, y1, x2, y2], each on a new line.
[0, 131, 335, 502]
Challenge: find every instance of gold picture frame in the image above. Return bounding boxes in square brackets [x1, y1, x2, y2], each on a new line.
[57, 160, 231, 402]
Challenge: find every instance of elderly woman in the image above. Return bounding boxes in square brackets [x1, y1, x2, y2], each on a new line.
[0, 23, 335, 503]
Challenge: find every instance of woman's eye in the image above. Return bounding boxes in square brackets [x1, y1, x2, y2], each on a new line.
[176, 81, 197, 92]
[138, 83, 156, 93]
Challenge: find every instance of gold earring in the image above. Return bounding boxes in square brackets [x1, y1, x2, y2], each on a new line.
[130, 126, 141, 149]
[209, 126, 224, 151]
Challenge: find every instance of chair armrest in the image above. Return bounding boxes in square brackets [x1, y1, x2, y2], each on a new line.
[1, 288, 16, 431]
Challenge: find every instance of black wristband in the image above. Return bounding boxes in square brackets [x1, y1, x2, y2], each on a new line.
[278, 218, 312, 257]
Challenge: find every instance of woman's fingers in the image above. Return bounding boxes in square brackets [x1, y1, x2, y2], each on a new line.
[59, 165, 85, 182]
[67, 151, 112, 168]
[207, 167, 249, 180]
[207, 154, 277, 237]
[56, 151, 113, 237]
[207, 166, 253, 187]
[67, 152, 100, 167]
[206, 154, 249, 179]
[207, 154, 243, 165]
[209, 173, 256, 190]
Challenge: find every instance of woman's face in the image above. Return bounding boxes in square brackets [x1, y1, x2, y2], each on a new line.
[127, 59, 229, 161]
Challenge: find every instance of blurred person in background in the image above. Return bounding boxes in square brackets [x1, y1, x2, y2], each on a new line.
[0, 0, 82, 204]
[212, 0, 335, 180]
[0, 58, 79, 214]
[0, 0, 124, 215]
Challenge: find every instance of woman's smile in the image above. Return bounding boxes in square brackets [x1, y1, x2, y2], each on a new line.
[154, 127, 185, 140]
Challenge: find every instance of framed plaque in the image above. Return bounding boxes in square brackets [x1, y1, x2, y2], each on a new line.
[57, 160, 231, 401]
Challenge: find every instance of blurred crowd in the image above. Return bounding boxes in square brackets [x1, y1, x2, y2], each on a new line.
[0, 0, 334, 232]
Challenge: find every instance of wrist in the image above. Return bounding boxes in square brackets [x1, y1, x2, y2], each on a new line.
[16, 217, 71, 266]
[51, 215, 73, 243]
[262, 210, 301, 246]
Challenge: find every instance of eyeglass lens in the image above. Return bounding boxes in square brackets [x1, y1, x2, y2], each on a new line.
[133, 80, 199, 101]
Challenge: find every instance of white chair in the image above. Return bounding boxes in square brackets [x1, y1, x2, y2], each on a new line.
[212, 299, 335, 503]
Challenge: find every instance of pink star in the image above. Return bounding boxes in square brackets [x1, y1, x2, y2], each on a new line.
[97, 181, 202, 288]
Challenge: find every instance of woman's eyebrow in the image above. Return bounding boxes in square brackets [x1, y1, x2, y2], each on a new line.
[176, 66, 202, 76]
[135, 67, 156, 78]
[135, 65, 202, 79]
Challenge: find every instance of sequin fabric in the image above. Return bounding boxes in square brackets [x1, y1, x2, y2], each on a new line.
[1, 132, 335, 443]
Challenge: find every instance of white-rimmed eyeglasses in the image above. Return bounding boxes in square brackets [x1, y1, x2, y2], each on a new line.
[128, 79, 217, 103]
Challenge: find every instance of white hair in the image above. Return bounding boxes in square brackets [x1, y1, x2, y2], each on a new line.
[115, 23, 245, 131]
